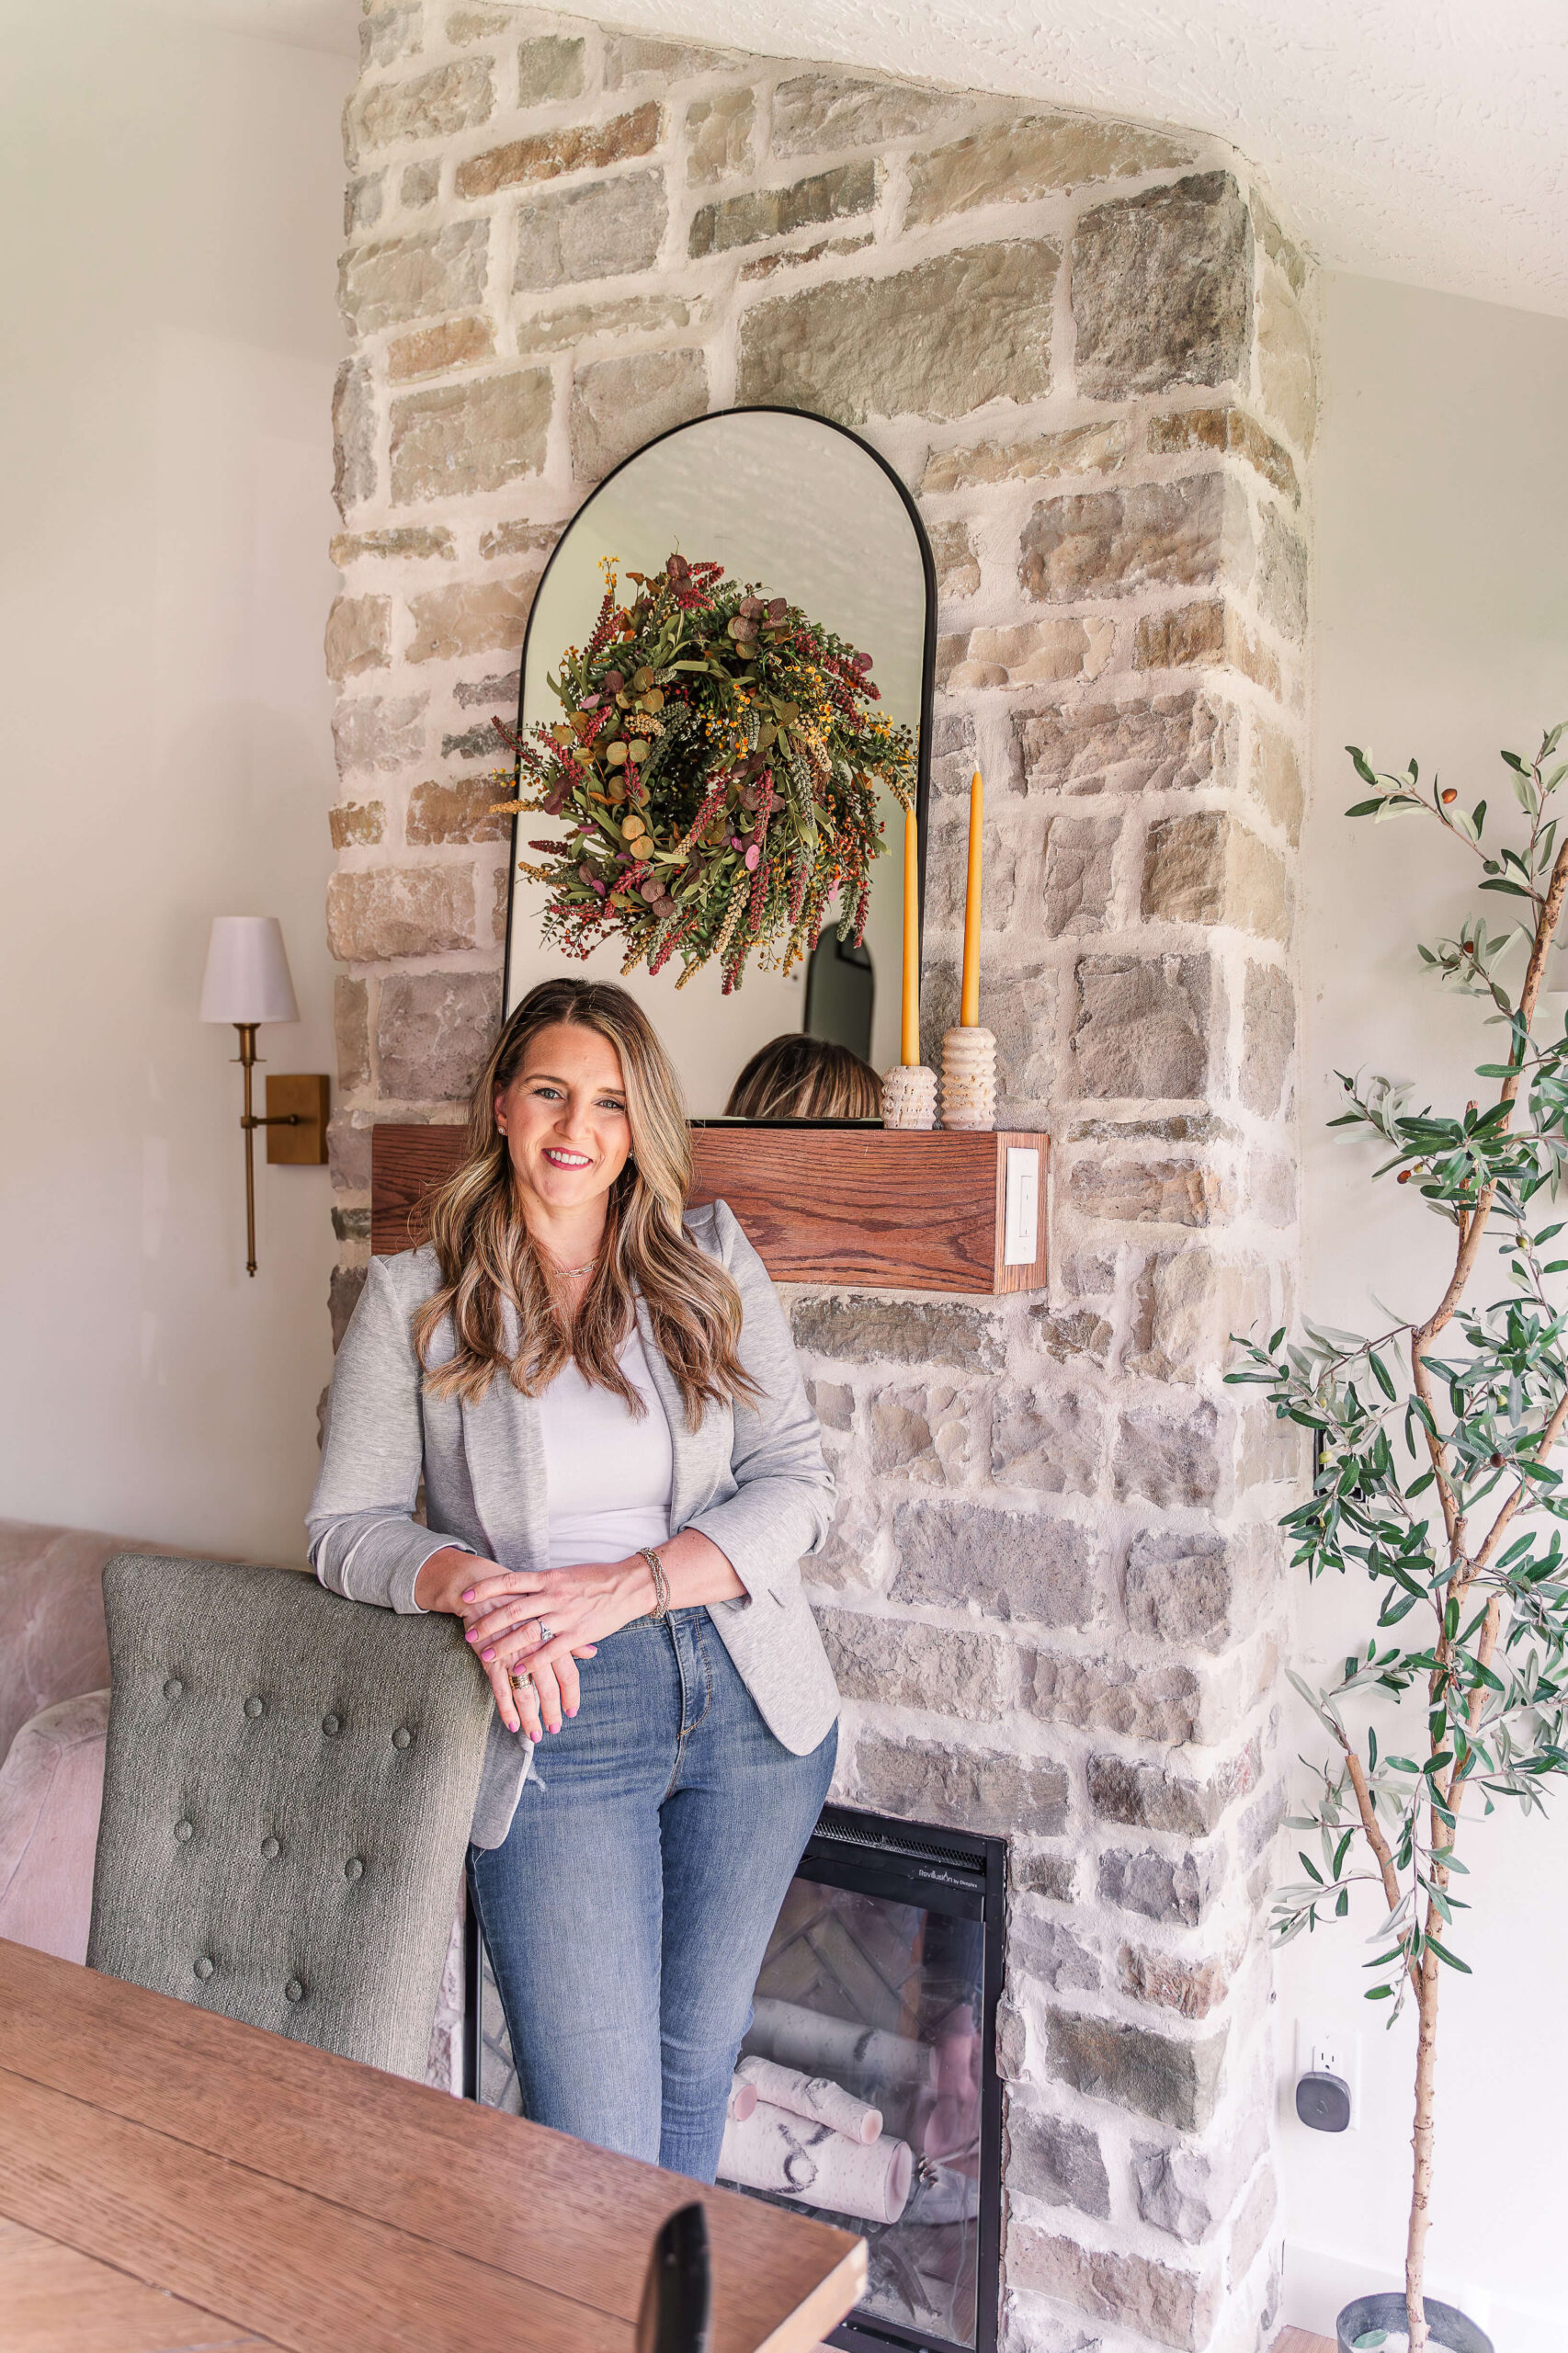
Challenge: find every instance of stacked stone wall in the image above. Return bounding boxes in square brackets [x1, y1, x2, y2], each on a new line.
[325, 10, 1317, 2346]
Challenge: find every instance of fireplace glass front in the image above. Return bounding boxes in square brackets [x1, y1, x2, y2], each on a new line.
[465, 1802, 1004, 2353]
[726, 1803, 1004, 2353]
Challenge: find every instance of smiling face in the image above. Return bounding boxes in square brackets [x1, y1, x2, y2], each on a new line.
[494, 1019, 632, 1222]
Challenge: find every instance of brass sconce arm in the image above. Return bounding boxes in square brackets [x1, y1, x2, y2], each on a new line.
[231, 1023, 329, 1278]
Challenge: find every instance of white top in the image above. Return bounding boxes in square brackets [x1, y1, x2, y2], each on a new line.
[535, 1324, 674, 1570]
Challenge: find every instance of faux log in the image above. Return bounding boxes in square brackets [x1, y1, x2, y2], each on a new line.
[736, 2056, 882, 2145]
[726, 2076, 759, 2124]
[369, 1123, 1049, 1295]
[744, 1999, 937, 2092]
[718, 2102, 914, 2228]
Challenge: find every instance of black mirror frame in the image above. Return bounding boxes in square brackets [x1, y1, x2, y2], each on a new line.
[498, 404, 939, 1088]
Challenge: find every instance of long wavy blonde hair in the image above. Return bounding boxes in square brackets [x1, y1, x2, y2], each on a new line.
[411, 977, 755, 1427]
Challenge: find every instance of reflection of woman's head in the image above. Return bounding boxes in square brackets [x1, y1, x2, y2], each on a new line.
[414, 978, 753, 1424]
[725, 1033, 881, 1122]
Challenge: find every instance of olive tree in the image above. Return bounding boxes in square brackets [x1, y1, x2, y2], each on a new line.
[1230, 727, 1568, 2349]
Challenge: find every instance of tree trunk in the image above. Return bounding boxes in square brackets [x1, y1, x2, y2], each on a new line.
[1406, 1944, 1441, 2347]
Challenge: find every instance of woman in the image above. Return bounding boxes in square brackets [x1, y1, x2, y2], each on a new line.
[309, 977, 840, 2180]
[724, 1031, 881, 1120]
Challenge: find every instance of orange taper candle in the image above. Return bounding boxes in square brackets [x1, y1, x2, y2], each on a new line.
[960, 767, 983, 1027]
[901, 804, 920, 1067]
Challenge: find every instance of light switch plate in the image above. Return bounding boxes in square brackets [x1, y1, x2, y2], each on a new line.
[1003, 1147, 1040, 1267]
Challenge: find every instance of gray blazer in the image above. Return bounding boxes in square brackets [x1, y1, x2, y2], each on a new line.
[308, 1199, 840, 1847]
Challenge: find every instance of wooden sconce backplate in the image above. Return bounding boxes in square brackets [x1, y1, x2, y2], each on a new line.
[371, 1123, 1049, 1295]
[265, 1074, 330, 1165]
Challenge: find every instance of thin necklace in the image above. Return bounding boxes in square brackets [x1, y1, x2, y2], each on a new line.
[542, 1250, 597, 1279]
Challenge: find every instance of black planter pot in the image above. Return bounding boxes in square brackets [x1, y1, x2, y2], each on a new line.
[1336, 2291, 1494, 2352]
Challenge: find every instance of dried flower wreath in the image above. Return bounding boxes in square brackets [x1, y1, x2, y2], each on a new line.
[489, 551, 915, 993]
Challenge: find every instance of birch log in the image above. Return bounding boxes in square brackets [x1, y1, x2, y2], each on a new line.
[736, 2054, 882, 2143]
[726, 2075, 759, 2123]
[718, 2099, 914, 2225]
[746, 1998, 937, 2090]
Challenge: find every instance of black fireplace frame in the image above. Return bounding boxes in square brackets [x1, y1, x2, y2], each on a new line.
[792, 1802, 1006, 2353]
[460, 1799, 1006, 2353]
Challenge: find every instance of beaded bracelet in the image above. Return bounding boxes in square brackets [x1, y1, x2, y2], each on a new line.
[639, 1545, 671, 1622]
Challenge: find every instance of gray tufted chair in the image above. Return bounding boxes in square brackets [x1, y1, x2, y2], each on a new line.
[87, 1553, 493, 2080]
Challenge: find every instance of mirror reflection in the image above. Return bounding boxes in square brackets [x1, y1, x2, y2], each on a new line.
[502, 407, 933, 1119]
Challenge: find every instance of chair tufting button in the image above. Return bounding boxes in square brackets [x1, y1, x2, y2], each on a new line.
[322, 1712, 341, 1736]
[194, 1956, 214, 1981]
[261, 1836, 280, 1859]
[244, 1696, 264, 1719]
[285, 1979, 304, 2003]
[164, 1677, 184, 1699]
[392, 1726, 412, 1750]
[344, 1857, 364, 1882]
[175, 1819, 194, 1844]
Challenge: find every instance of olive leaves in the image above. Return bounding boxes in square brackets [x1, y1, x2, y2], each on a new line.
[1229, 725, 1568, 2017]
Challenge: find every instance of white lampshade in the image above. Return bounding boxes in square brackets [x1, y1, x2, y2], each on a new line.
[199, 916, 300, 1025]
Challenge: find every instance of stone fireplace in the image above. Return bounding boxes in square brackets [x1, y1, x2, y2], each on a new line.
[324, 11, 1314, 2347]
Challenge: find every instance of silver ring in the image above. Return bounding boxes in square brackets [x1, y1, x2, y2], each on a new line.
[536, 1620, 552, 1644]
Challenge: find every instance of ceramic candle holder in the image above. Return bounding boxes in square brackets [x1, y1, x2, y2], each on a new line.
[881, 1064, 937, 1130]
[939, 1027, 997, 1131]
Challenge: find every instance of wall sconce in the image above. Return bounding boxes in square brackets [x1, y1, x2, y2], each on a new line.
[199, 916, 330, 1277]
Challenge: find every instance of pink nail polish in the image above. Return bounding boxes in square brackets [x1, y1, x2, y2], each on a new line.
[566, 1707, 577, 1718]
[461, 1589, 476, 1601]
[481, 1647, 495, 1662]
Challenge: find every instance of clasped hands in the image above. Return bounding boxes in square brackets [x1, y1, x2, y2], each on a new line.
[415, 1545, 653, 1740]
[415, 1529, 746, 1741]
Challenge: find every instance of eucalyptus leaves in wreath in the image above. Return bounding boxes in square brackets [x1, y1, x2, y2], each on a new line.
[490, 552, 915, 994]
[1230, 724, 1568, 2351]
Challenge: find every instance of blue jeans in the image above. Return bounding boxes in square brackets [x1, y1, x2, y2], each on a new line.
[469, 1606, 837, 2182]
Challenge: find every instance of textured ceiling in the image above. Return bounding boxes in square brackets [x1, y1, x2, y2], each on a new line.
[575, 0, 1568, 317]
[148, 0, 1568, 312]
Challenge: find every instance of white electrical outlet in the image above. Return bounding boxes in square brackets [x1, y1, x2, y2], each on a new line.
[1295, 2019, 1362, 2130]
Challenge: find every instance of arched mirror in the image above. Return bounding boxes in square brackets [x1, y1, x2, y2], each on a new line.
[502, 406, 935, 1121]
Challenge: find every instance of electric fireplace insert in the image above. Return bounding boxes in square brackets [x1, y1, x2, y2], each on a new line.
[466, 1802, 1006, 2353]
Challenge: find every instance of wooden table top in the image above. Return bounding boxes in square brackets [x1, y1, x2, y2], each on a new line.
[0, 1938, 864, 2353]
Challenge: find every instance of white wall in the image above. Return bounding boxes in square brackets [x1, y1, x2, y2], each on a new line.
[0, 3, 353, 1562]
[1285, 273, 1568, 2344]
